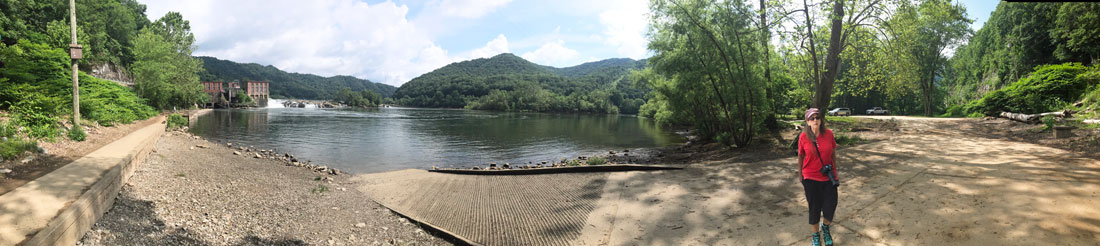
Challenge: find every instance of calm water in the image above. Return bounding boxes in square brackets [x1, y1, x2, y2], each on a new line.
[188, 105, 682, 174]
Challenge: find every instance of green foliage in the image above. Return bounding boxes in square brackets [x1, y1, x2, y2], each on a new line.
[0, 121, 16, 138]
[132, 12, 207, 110]
[78, 73, 156, 126]
[639, 0, 769, 147]
[1041, 115, 1056, 131]
[946, 2, 1100, 110]
[0, 137, 39, 160]
[166, 114, 188, 130]
[0, 39, 155, 137]
[337, 88, 380, 107]
[587, 156, 607, 165]
[199, 56, 396, 99]
[393, 53, 645, 114]
[966, 63, 1098, 115]
[68, 126, 86, 141]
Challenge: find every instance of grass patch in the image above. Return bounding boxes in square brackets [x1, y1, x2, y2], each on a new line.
[566, 159, 581, 166]
[835, 134, 864, 146]
[166, 114, 188, 130]
[311, 184, 329, 194]
[68, 126, 86, 141]
[0, 138, 39, 160]
[825, 116, 864, 124]
[175, 173, 186, 177]
[587, 156, 607, 165]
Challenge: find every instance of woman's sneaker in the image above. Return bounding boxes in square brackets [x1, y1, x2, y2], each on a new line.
[821, 223, 834, 246]
[811, 232, 821, 246]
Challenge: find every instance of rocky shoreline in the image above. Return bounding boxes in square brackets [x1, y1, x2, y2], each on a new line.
[78, 129, 450, 245]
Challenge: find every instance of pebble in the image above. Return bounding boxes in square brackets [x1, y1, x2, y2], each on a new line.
[0, 168, 11, 174]
[233, 151, 241, 155]
[355, 223, 367, 228]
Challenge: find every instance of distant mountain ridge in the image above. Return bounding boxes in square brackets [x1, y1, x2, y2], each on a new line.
[197, 56, 397, 99]
[393, 53, 648, 114]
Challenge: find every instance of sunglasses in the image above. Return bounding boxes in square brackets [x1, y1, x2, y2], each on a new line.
[807, 116, 821, 121]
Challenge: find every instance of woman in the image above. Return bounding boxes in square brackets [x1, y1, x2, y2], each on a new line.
[797, 108, 839, 246]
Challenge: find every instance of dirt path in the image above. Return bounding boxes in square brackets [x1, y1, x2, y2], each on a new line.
[574, 117, 1100, 245]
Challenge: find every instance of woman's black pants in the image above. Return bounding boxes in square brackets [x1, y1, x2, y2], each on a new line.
[802, 179, 838, 225]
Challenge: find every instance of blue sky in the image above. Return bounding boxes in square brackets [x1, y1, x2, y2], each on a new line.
[139, 0, 1000, 86]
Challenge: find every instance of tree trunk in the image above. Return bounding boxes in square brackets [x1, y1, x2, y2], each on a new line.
[814, 0, 845, 110]
[803, 0, 821, 108]
[760, 0, 778, 130]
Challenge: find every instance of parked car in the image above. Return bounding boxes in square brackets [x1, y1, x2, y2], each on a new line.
[866, 107, 889, 115]
[828, 108, 852, 116]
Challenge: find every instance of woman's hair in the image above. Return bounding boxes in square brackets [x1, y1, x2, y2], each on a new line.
[803, 116, 826, 141]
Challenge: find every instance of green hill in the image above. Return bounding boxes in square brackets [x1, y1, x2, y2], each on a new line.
[197, 56, 396, 99]
[393, 53, 648, 114]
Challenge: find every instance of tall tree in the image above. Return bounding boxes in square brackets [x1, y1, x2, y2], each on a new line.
[895, 0, 970, 116]
[132, 12, 205, 109]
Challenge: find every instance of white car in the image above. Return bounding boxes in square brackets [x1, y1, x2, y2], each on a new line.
[866, 107, 889, 115]
[828, 108, 851, 116]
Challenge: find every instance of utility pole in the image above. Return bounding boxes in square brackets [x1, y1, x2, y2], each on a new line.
[69, 0, 82, 126]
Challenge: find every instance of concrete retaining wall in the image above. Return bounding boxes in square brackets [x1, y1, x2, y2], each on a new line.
[0, 116, 164, 246]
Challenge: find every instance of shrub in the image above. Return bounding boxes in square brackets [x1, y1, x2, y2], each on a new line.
[587, 156, 607, 165]
[166, 114, 188, 130]
[68, 126, 86, 141]
[0, 121, 16, 138]
[0, 138, 39, 160]
[967, 63, 1099, 115]
[1041, 115, 1056, 131]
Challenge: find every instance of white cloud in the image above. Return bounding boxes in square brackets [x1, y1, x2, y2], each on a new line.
[466, 34, 510, 59]
[521, 40, 580, 67]
[598, 0, 650, 59]
[140, 0, 515, 86]
[428, 0, 512, 18]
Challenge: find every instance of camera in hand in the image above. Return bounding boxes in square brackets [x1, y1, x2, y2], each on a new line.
[820, 164, 839, 187]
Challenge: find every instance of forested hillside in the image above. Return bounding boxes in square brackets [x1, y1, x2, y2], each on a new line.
[944, 2, 1099, 116]
[393, 53, 648, 114]
[198, 56, 397, 99]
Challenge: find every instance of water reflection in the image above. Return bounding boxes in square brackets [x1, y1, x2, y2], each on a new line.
[189, 107, 681, 173]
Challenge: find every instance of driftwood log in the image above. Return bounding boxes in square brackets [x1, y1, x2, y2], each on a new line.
[999, 110, 1072, 123]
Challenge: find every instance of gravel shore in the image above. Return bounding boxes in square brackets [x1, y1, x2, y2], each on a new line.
[78, 131, 451, 245]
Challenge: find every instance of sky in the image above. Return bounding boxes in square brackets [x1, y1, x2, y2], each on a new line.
[138, 0, 1000, 87]
[139, 0, 650, 86]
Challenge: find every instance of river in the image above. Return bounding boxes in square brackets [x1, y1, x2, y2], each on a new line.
[188, 100, 682, 173]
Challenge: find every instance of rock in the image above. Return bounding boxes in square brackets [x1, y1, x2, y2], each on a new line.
[0, 168, 11, 174]
[190, 146, 195, 150]
[196, 145, 208, 148]
[227, 142, 233, 147]
[502, 163, 510, 169]
[609, 150, 616, 154]
[329, 169, 340, 175]
[37, 147, 47, 154]
[233, 151, 241, 155]
[21, 156, 34, 164]
[624, 149, 630, 152]
[254, 153, 262, 158]
[355, 223, 366, 228]
[316, 165, 329, 172]
[472, 166, 481, 170]
[193, 136, 201, 139]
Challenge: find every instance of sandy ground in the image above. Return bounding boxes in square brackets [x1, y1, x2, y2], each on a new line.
[572, 116, 1100, 245]
[79, 131, 451, 245]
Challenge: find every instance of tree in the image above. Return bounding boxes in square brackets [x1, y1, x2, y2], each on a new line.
[132, 12, 206, 110]
[890, 0, 971, 116]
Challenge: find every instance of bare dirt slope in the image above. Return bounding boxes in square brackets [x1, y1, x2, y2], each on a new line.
[575, 117, 1100, 245]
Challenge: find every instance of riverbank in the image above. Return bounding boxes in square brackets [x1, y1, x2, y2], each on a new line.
[78, 130, 449, 245]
